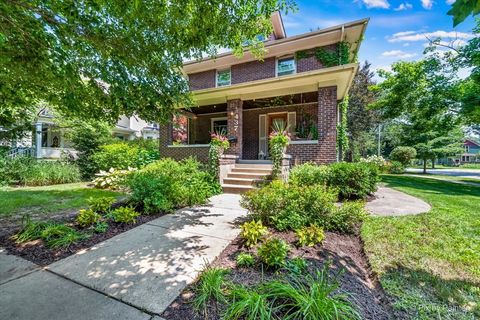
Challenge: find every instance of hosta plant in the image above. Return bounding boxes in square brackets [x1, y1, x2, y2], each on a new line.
[92, 167, 137, 190]
[240, 220, 268, 248]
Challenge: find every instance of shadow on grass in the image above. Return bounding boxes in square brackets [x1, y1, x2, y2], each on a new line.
[381, 175, 480, 198]
[380, 265, 480, 319]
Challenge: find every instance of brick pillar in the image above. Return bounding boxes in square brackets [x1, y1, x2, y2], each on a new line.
[226, 99, 243, 158]
[318, 86, 337, 163]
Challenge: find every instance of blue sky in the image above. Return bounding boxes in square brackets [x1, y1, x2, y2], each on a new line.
[282, 0, 476, 78]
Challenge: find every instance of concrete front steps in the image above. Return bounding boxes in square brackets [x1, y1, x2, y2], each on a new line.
[222, 162, 272, 194]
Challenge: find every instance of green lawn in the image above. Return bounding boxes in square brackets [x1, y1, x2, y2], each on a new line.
[0, 183, 124, 218]
[361, 175, 480, 319]
[421, 174, 480, 185]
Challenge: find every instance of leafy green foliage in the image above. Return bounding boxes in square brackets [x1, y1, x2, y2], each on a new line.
[387, 161, 405, 174]
[389, 146, 417, 166]
[93, 221, 109, 234]
[295, 225, 325, 247]
[193, 267, 229, 316]
[298, 41, 351, 67]
[447, 0, 480, 26]
[337, 95, 349, 161]
[269, 122, 290, 179]
[1, 1, 295, 129]
[327, 162, 379, 199]
[289, 162, 329, 186]
[223, 285, 273, 320]
[87, 196, 116, 213]
[126, 158, 218, 214]
[264, 266, 360, 320]
[90, 141, 160, 173]
[240, 220, 268, 248]
[0, 157, 81, 186]
[257, 238, 289, 268]
[76, 209, 101, 228]
[12, 215, 48, 244]
[110, 207, 139, 224]
[241, 180, 337, 231]
[236, 252, 255, 268]
[93, 167, 137, 190]
[40, 224, 87, 249]
[327, 201, 367, 234]
[285, 257, 308, 275]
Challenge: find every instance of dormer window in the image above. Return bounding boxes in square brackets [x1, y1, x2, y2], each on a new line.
[276, 57, 296, 76]
[216, 69, 231, 87]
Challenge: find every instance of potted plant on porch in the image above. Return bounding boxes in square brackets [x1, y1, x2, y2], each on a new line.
[208, 129, 230, 179]
[269, 122, 290, 179]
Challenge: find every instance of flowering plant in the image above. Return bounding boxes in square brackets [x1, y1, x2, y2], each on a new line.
[269, 122, 290, 179]
[93, 167, 137, 190]
[210, 131, 230, 149]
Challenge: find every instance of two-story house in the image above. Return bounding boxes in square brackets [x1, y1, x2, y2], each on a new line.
[159, 13, 368, 165]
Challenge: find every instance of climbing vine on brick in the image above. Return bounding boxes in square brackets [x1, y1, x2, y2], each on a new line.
[295, 41, 351, 67]
[337, 95, 349, 161]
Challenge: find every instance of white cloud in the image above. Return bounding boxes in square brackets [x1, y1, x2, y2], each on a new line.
[403, 43, 411, 47]
[446, 0, 455, 4]
[382, 50, 417, 59]
[394, 2, 413, 10]
[421, 0, 433, 9]
[388, 30, 473, 42]
[360, 0, 390, 9]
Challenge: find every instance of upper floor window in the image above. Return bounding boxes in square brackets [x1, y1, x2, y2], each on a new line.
[216, 69, 231, 87]
[277, 57, 296, 76]
[465, 145, 470, 152]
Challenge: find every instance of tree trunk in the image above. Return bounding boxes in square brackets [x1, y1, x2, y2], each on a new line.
[431, 158, 435, 169]
[423, 158, 427, 174]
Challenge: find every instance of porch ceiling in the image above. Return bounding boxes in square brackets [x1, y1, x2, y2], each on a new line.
[192, 63, 358, 106]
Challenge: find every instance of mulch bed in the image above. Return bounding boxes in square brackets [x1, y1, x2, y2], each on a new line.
[0, 209, 166, 266]
[162, 230, 395, 320]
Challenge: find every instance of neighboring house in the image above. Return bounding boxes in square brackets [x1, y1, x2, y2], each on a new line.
[459, 139, 480, 163]
[4, 109, 159, 159]
[160, 13, 368, 165]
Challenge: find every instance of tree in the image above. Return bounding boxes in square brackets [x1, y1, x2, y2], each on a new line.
[370, 59, 463, 172]
[389, 146, 417, 166]
[346, 62, 380, 161]
[0, 1, 295, 131]
[447, 0, 480, 26]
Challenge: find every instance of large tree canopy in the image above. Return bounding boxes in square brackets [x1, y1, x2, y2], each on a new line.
[0, 0, 295, 130]
[448, 0, 480, 26]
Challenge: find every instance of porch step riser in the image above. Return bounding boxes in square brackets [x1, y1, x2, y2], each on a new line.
[223, 178, 261, 186]
[231, 168, 273, 174]
[227, 173, 270, 179]
[222, 185, 254, 194]
[234, 164, 273, 169]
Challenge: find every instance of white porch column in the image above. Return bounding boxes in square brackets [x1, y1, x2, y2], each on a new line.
[35, 122, 42, 159]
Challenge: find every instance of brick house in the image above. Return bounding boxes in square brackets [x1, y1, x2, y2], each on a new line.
[160, 13, 368, 169]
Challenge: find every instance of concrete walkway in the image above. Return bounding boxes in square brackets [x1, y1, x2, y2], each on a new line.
[366, 186, 431, 216]
[0, 194, 246, 320]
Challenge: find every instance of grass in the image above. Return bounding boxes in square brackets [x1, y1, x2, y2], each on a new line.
[361, 175, 480, 319]
[0, 183, 123, 218]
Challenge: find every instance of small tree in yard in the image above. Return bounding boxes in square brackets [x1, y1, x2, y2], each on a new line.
[415, 133, 463, 173]
[390, 146, 417, 166]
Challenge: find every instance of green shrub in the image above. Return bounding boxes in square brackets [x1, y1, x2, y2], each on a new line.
[390, 146, 417, 166]
[257, 238, 289, 268]
[193, 267, 229, 315]
[326, 201, 367, 234]
[90, 141, 159, 173]
[224, 285, 273, 320]
[92, 167, 137, 190]
[0, 157, 81, 186]
[264, 266, 360, 320]
[240, 220, 268, 248]
[289, 163, 329, 186]
[296, 225, 325, 247]
[327, 162, 378, 199]
[236, 252, 255, 268]
[87, 196, 116, 213]
[110, 206, 139, 224]
[126, 158, 218, 214]
[40, 223, 87, 248]
[388, 161, 405, 174]
[93, 221, 109, 233]
[285, 257, 308, 275]
[76, 209, 101, 228]
[241, 180, 337, 231]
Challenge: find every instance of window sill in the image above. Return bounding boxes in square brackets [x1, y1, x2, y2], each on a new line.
[289, 140, 318, 145]
[167, 144, 210, 148]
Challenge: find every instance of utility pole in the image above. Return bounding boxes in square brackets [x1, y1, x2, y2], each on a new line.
[377, 124, 382, 156]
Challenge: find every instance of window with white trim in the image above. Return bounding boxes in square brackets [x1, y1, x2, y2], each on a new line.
[276, 57, 296, 76]
[216, 69, 231, 87]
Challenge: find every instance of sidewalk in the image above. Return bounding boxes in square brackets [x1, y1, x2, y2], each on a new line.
[0, 194, 246, 320]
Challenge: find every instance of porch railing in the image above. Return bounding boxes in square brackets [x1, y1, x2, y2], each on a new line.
[6, 147, 34, 158]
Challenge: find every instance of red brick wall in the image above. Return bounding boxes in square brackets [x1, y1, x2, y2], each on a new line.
[242, 104, 317, 160]
[188, 70, 216, 90]
[296, 44, 337, 73]
[159, 122, 209, 163]
[226, 99, 243, 156]
[288, 86, 337, 164]
[231, 58, 276, 84]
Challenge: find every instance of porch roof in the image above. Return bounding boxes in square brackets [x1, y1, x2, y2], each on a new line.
[191, 63, 358, 106]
